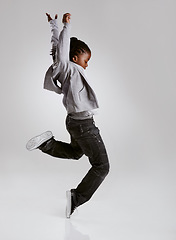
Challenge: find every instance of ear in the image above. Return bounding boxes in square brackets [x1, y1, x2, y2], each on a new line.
[72, 55, 78, 63]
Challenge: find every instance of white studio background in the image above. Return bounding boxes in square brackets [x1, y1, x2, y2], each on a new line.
[0, 0, 176, 239]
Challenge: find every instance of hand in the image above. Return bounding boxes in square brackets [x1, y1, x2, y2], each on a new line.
[62, 13, 71, 24]
[46, 13, 58, 22]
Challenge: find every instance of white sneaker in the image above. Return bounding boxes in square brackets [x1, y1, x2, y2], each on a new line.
[66, 190, 72, 218]
[26, 131, 53, 151]
[66, 190, 77, 218]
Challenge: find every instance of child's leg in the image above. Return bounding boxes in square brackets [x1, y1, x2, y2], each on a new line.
[26, 131, 83, 160]
[39, 135, 83, 160]
[74, 131, 109, 206]
[66, 116, 110, 207]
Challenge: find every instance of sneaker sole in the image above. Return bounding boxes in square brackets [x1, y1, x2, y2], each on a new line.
[66, 190, 71, 218]
[26, 131, 53, 151]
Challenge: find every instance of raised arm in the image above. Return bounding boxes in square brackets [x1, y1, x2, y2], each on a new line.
[46, 13, 71, 65]
[46, 13, 59, 63]
[57, 13, 71, 63]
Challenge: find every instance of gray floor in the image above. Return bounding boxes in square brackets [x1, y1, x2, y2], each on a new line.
[0, 152, 175, 240]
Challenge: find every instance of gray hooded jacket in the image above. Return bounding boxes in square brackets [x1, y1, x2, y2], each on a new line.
[44, 19, 99, 116]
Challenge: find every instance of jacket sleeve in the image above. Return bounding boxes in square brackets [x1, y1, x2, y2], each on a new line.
[50, 19, 71, 67]
[44, 65, 62, 94]
[50, 19, 59, 45]
[57, 22, 71, 63]
[51, 22, 71, 82]
[49, 19, 59, 64]
[50, 19, 71, 64]
[43, 20, 62, 94]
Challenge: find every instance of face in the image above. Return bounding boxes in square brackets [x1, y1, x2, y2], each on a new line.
[72, 52, 91, 69]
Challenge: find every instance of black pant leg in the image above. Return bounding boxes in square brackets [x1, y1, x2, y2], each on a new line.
[66, 116, 110, 206]
[39, 136, 83, 160]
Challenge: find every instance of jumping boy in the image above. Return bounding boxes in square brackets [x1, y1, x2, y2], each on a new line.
[26, 13, 110, 218]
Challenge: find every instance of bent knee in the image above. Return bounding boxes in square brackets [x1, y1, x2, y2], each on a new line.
[94, 162, 110, 178]
[103, 162, 110, 176]
[74, 153, 83, 160]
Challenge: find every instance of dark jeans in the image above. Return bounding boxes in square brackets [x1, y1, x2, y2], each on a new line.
[39, 115, 110, 207]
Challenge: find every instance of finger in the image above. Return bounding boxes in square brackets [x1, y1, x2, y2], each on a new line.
[46, 13, 53, 22]
[46, 13, 51, 19]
